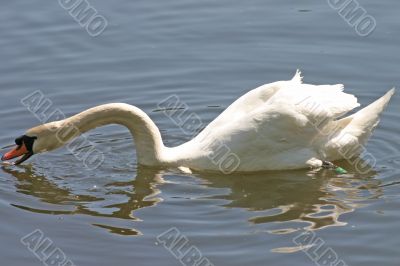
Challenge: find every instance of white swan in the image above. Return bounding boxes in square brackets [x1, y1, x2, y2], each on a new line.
[1, 71, 395, 173]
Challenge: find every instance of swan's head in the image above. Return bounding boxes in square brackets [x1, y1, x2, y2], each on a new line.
[1, 122, 65, 165]
[1, 135, 37, 165]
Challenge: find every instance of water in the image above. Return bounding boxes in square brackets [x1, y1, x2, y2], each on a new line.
[0, 1, 399, 265]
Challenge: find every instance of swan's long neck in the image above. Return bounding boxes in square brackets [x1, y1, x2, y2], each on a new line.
[59, 103, 165, 166]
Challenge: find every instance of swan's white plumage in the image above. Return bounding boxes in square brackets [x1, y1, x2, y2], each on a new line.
[172, 71, 393, 171]
[23, 70, 395, 172]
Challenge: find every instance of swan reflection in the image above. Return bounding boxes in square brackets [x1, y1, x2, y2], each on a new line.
[1, 164, 164, 235]
[198, 160, 382, 230]
[1, 159, 382, 235]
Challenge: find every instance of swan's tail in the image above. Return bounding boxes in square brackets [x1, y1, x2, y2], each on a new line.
[343, 88, 395, 143]
[325, 88, 395, 159]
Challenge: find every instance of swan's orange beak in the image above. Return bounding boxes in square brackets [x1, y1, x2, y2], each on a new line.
[1, 144, 30, 164]
[2, 135, 37, 165]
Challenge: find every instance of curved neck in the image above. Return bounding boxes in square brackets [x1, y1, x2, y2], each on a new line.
[61, 103, 165, 166]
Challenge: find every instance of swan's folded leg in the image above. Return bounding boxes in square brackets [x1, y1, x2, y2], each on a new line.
[322, 161, 336, 169]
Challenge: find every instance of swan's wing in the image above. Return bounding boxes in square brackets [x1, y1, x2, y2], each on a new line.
[193, 73, 360, 169]
[270, 83, 360, 128]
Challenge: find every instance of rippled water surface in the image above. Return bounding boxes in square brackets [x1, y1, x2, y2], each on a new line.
[0, 1, 399, 265]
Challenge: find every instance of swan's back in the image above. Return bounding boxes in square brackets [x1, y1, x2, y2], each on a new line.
[200, 71, 359, 134]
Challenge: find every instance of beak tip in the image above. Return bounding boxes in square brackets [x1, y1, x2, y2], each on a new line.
[1, 153, 11, 161]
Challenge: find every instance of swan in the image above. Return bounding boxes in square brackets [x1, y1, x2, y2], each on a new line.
[1, 71, 395, 173]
